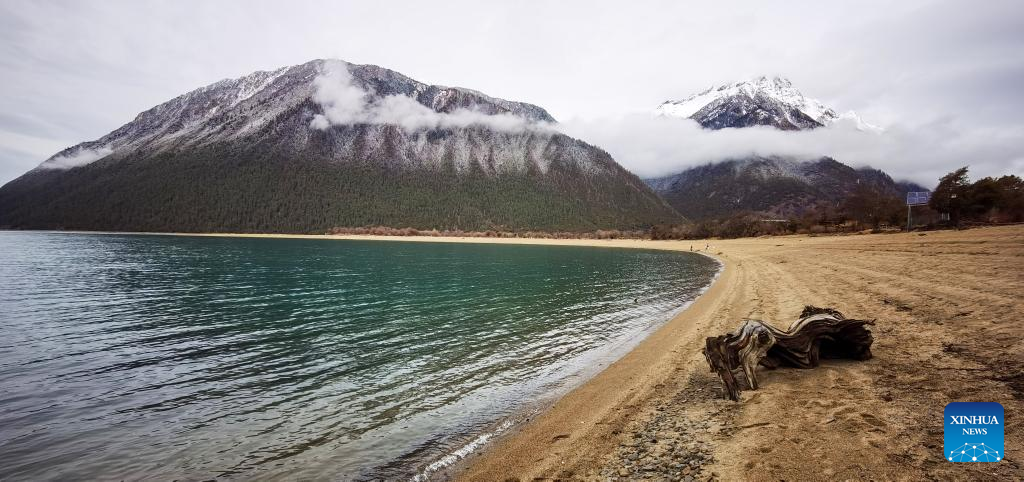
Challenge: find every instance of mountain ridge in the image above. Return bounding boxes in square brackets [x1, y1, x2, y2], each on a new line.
[1, 59, 682, 233]
[647, 76, 918, 221]
[656, 75, 877, 131]
[35, 59, 559, 172]
[645, 156, 928, 221]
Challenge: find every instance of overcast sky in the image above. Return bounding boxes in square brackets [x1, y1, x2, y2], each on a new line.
[1, 0, 1022, 186]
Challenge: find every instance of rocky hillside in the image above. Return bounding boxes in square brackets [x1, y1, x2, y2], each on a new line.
[0, 59, 681, 233]
[646, 156, 927, 221]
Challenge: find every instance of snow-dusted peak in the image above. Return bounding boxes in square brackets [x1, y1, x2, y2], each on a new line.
[656, 76, 875, 131]
[30, 58, 559, 171]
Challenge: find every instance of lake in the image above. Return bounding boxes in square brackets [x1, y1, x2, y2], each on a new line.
[0, 232, 719, 480]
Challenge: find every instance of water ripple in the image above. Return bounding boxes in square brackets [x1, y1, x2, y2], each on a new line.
[0, 232, 719, 480]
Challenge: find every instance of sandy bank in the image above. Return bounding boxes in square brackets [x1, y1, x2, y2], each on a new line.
[451, 226, 1024, 481]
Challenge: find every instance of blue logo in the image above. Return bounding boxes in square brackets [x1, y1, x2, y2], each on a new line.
[944, 402, 1004, 462]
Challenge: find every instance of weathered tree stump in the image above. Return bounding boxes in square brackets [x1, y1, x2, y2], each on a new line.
[703, 306, 875, 401]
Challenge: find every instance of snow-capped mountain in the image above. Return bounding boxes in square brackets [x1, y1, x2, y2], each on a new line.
[656, 76, 876, 131]
[0, 59, 680, 233]
[33, 60, 558, 171]
[645, 75, 904, 221]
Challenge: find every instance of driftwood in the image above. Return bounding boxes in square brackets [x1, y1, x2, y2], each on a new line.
[703, 306, 875, 401]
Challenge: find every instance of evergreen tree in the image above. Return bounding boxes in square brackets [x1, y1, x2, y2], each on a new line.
[929, 167, 970, 226]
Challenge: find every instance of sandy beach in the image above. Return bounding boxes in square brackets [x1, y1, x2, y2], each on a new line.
[56, 226, 1024, 479]
[411, 226, 1020, 481]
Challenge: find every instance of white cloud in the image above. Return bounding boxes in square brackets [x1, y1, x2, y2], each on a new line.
[39, 145, 113, 170]
[559, 114, 1024, 187]
[309, 60, 553, 133]
[310, 63, 370, 128]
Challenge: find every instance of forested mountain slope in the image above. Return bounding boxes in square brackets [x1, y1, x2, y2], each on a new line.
[0, 59, 681, 233]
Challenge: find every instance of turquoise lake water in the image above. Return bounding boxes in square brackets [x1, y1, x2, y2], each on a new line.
[0, 232, 719, 480]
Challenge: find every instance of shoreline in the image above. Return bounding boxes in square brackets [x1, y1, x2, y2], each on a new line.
[6, 229, 729, 479]
[452, 240, 739, 481]
[7, 227, 1023, 480]
[9, 229, 735, 478]
[418, 255, 725, 481]
[12, 229, 703, 250]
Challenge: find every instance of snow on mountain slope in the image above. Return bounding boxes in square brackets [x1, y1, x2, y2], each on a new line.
[647, 77, 904, 221]
[656, 76, 878, 131]
[33, 59, 559, 172]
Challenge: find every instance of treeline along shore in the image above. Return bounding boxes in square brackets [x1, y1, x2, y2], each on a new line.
[336, 166, 1024, 241]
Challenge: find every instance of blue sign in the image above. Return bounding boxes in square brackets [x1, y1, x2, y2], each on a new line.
[944, 402, 1003, 462]
[907, 191, 931, 206]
